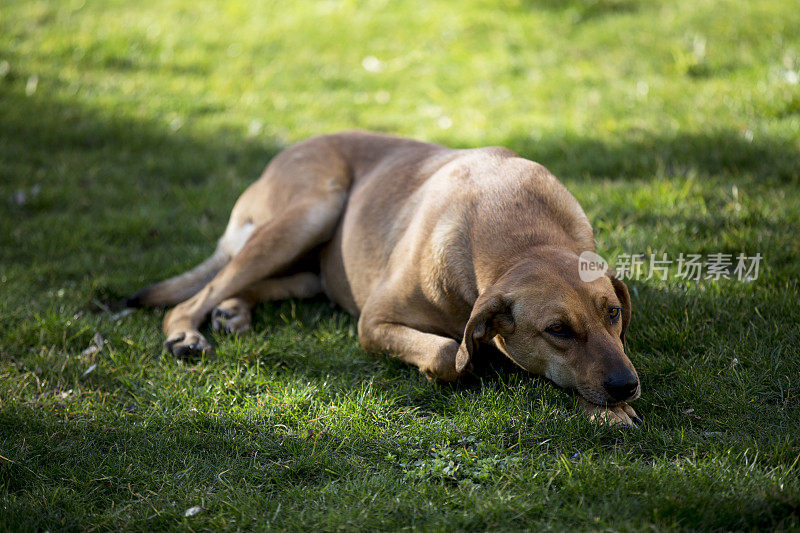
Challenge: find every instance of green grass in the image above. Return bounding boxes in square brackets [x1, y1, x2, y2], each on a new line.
[1, 0, 799, 530]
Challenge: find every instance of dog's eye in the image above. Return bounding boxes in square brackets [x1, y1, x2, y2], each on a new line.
[545, 322, 574, 339]
[608, 307, 621, 322]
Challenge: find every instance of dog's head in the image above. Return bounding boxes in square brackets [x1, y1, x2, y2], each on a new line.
[456, 248, 639, 406]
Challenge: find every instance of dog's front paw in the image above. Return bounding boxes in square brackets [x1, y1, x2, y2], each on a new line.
[165, 330, 213, 358]
[421, 345, 467, 383]
[422, 366, 463, 383]
[211, 298, 252, 334]
[579, 398, 641, 427]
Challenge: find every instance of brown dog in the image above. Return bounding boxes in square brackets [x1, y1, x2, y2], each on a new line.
[128, 131, 641, 425]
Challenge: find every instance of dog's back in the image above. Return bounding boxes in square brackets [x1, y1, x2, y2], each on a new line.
[318, 132, 594, 316]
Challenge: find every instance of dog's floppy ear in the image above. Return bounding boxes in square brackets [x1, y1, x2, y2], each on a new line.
[607, 272, 631, 347]
[456, 290, 515, 373]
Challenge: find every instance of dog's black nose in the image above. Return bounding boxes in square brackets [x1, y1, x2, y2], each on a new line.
[603, 374, 639, 401]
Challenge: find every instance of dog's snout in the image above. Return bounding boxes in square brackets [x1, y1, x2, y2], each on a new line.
[602, 373, 639, 402]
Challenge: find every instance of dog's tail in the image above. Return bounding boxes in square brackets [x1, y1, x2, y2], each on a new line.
[126, 248, 229, 308]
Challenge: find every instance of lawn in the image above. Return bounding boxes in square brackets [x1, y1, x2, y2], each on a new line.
[1, 0, 799, 530]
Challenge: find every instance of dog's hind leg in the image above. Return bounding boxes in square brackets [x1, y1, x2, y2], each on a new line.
[163, 196, 344, 357]
[126, 220, 260, 308]
[126, 247, 230, 308]
[211, 273, 322, 334]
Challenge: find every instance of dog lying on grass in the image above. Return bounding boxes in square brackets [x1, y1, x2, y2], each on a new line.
[128, 131, 641, 426]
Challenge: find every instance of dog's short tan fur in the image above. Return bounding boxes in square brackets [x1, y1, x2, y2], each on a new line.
[129, 131, 641, 425]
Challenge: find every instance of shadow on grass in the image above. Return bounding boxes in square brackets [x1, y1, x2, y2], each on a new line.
[503, 130, 800, 183]
[519, 0, 641, 19]
[4, 79, 797, 307]
[3, 72, 799, 425]
[3, 75, 797, 197]
[4, 78, 798, 405]
[0, 87, 281, 194]
[0, 405, 345, 530]
[0, 81, 283, 297]
[2, 391, 797, 531]
[235, 279, 800, 446]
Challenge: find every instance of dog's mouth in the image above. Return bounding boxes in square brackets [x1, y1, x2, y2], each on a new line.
[537, 375, 635, 408]
[576, 382, 640, 407]
[502, 347, 641, 407]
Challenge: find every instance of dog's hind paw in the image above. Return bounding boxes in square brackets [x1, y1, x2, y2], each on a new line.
[211, 298, 252, 334]
[165, 331, 213, 358]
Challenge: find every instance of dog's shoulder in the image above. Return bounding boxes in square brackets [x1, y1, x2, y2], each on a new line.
[445, 148, 595, 255]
